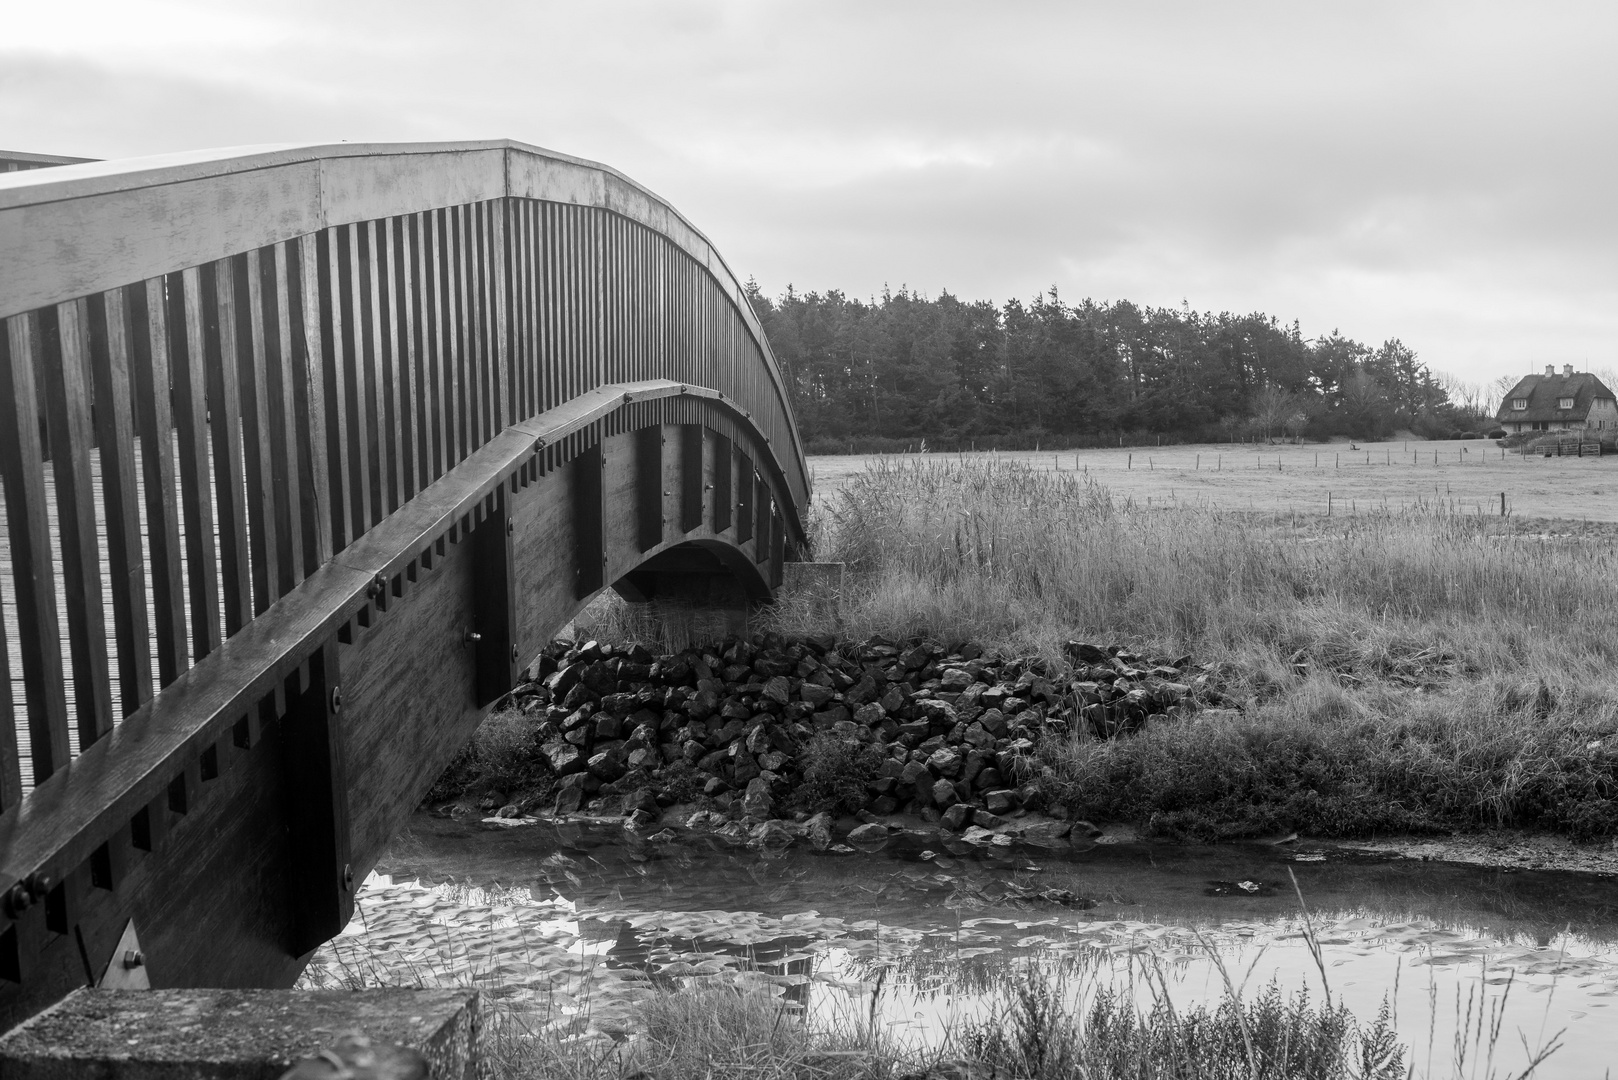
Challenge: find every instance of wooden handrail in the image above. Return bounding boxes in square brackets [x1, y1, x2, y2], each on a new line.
[0, 140, 803, 500]
[0, 379, 761, 891]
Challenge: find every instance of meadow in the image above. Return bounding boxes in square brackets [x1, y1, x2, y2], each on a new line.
[774, 452, 1618, 841]
[806, 439, 1618, 525]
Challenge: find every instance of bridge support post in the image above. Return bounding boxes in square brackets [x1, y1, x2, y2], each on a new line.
[281, 640, 352, 957]
[471, 487, 518, 708]
[572, 444, 604, 599]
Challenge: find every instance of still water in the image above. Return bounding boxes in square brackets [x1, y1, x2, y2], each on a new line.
[303, 816, 1618, 1077]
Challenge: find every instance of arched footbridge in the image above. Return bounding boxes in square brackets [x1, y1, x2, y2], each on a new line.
[0, 141, 809, 1021]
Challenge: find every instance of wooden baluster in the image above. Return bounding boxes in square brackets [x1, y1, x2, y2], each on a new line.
[467, 203, 488, 445]
[407, 214, 434, 487]
[712, 432, 733, 535]
[335, 224, 369, 537]
[0, 313, 70, 783]
[291, 235, 333, 575]
[376, 218, 403, 514]
[86, 289, 153, 717]
[235, 250, 281, 616]
[0, 602, 18, 809]
[129, 279, 188, 687]
[171, 269, 222, 661]
[262, 243, 304, 596]
[420, 212, 446, 483]
[443, 207, 466, 467]
[204, 261, 253, 635]
[350, 222, 380, 532]
[40, 300, 114, 749]
[314, 229, 353, 555]
[489, 199, 509, 434]
[389, 217, 416, 504]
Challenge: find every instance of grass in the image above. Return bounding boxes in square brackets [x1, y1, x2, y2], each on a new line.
[769, 457, 1618, 841]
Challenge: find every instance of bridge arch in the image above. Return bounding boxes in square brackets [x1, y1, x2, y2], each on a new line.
[0, 142, 808, 1019]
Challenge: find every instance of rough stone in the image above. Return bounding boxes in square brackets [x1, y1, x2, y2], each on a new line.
[983, 789, 1017, 815]
[742, 777, 774, 821]
[804, 812, 835, 851]
[800, 683, 835, 708]
[554, 773, 587, 814]
[540, 741, 584, 775]
[853, 702, 886, 726]
[930, 778, 959, 808]
[925, 746, 963, 778]
[847, 822, 889, 844]
[940, 803, 973, 831]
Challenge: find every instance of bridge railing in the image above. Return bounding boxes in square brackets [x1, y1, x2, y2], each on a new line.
[0, 141, 809, 806]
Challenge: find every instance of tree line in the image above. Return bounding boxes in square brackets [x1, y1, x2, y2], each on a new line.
[745, 283, 1491, 452]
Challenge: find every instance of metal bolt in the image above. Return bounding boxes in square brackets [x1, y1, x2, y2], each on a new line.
[368, 575, 386, 599]
[510, 645, 518, 663]
[506, 520, 514, 536]
[342, 864, 355, 891]
[24, 873, 51, 901]
[330, 686, 342, 713]
[464, 631, 483, 645]
[4, 883, 31, 918]
[122, 950, 144, 970]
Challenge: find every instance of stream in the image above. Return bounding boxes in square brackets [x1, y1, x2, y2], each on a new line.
[303, 815, 1618, 1078]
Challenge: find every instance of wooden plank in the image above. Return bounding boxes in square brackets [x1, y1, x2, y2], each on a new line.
[354, 222, 383, 531]
[338, 224, 373, 538]
[422, 211, 447, 482]
[235, 250, 282, 616]
[754, 475, 769, 562]
[388, 217, 416, 504]
[0, 592, 17, 810]
[442, 208, 465, 466]
[680, 424, 704, 533]
[712, 431, 733, 534]
[314, 230, 353, 554]
[40, 300, 115, 749]
[86, 289, 153, 717]
[0, 314, 70, 783]
[407, 214, 433, 488]
[489, 199, 510, 435]
[171, 269, 223, 661]
[289, 236, 332, 575]
[203, 261, 254, 635]
[264, 243, 305, 596]
[129, 279, 189, 687]
[373, 219, 403, 517]
[735, 447, 752, 544]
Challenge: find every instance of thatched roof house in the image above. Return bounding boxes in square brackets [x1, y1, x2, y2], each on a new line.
[1495, 365, 1618, 433]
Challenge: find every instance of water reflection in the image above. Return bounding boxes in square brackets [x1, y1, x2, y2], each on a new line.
[302, 816, 1618, 1076]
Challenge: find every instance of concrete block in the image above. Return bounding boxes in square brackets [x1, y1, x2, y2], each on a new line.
[0, 987, 478, 1080]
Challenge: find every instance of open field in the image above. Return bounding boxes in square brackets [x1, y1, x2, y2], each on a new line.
[808, 438, 1618, 524]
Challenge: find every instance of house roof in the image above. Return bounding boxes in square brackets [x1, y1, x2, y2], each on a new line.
[1495, 372, 1616, 423]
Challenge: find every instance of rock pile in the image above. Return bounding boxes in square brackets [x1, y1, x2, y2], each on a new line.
[496, 633, 1221, 832]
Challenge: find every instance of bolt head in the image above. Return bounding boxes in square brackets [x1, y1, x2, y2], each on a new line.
[342, 864, 355, 891]
[330, 686, 343, 713]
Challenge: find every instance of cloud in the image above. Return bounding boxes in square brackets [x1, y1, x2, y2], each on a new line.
[3, 0, 1615, 378]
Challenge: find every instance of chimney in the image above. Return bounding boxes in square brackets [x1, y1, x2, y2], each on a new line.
[1545, 365, 1555, 377]
[1564, 364, 1574, 377]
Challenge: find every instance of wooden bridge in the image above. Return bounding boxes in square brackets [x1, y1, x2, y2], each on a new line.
[0, 141, 809, 1023]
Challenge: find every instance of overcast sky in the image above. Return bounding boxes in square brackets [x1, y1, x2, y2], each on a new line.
[5, 1, 1615, 386]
